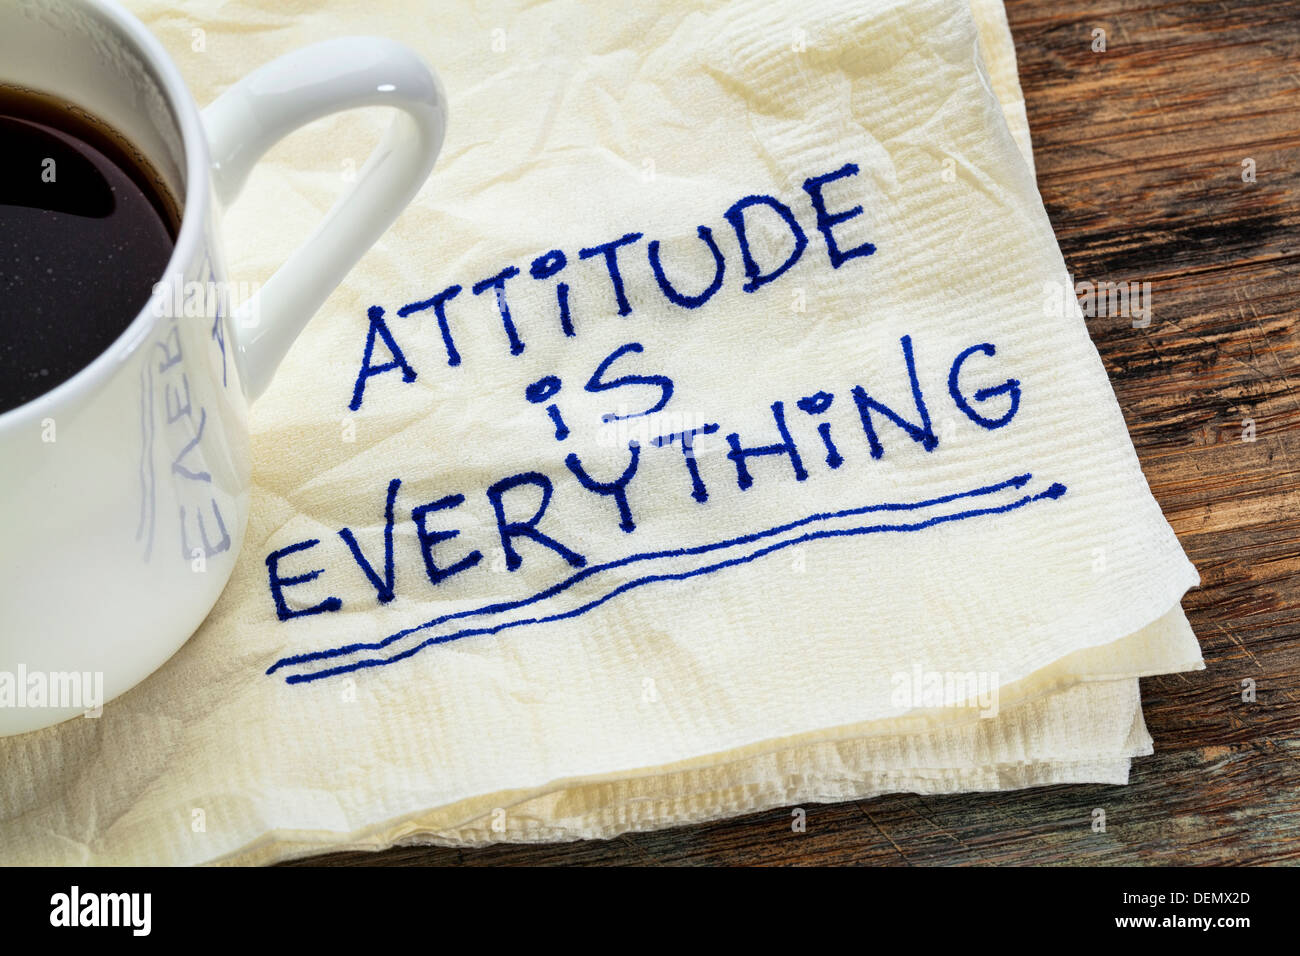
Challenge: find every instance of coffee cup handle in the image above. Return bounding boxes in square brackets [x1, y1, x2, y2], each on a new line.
[202, 37, 447, 399]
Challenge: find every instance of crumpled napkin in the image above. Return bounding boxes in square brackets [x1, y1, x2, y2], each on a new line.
[0, 0, 1200, 865]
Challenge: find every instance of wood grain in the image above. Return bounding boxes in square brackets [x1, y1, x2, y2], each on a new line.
[288, 0, 1300, 867]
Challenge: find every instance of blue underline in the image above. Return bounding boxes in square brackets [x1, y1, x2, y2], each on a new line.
[272, 475, 1065, 685]
[268, 472, 1033, 675]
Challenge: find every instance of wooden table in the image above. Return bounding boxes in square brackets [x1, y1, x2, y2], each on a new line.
[292, 0, 1300, 866]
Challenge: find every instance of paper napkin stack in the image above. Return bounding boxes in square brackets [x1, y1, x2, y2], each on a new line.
[0, 0, 1200, 864]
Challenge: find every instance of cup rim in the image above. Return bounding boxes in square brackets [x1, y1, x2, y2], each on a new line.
[0, 0, 214, 432]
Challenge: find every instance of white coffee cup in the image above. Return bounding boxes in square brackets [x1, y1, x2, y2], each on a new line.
[0, 0, 447, 735]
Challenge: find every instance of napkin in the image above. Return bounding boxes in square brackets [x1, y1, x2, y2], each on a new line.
[0, 0, 1201, 865]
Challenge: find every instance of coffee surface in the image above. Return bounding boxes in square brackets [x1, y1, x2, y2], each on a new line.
[0, 87, 179, 414]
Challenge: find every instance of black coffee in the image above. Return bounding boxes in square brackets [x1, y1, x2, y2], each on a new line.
[0, 86, 180, 414]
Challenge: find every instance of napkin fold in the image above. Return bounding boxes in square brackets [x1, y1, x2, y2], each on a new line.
[0, 0, 1200, 865]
